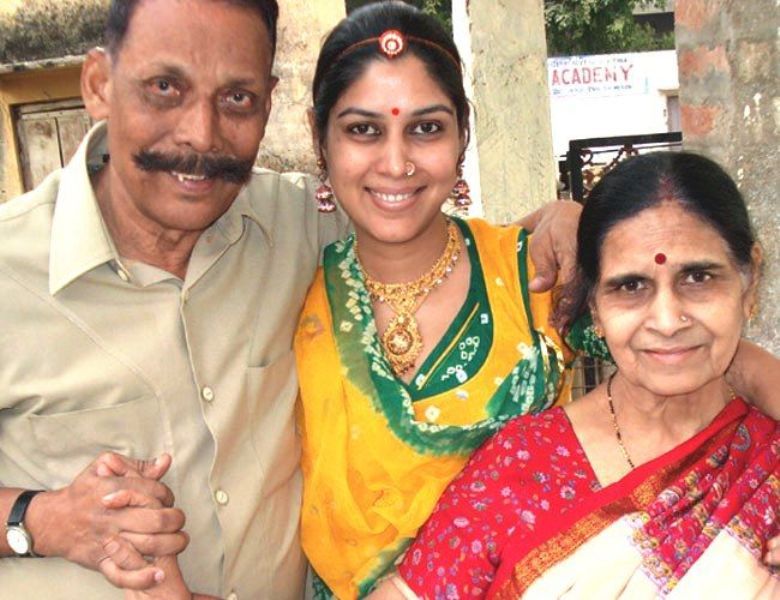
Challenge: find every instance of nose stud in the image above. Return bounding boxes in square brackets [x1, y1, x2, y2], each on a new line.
[405, 161, 416, 177]
[680, 315, 690, 323]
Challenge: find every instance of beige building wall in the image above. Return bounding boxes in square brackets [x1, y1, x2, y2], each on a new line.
[0, 1, 24, 14]
[454, 0, 556, 222]
[258, 0, 346, 173]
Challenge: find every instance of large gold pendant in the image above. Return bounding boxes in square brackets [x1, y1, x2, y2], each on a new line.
[381, 312, 423, 376]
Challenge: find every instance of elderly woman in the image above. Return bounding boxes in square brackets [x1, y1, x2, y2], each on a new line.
[371, 151, 779, 599]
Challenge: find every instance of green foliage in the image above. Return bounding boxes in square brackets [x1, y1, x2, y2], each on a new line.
[346, 0, 452, 32]
[0, 0, 109, 64]
[545, 0, 674, 56]
[418, 0, 452, 31]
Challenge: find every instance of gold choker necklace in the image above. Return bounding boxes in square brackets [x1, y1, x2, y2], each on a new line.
[358, 220, 461, 377]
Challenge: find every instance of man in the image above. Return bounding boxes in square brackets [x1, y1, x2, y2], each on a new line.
[0, 1, 579, 598]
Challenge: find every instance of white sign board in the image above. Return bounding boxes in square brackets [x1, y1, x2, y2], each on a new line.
[548, 54, 649, 98]
[547, 50, 679, 157]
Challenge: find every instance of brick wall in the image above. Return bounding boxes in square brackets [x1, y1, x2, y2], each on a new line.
[676, 0, 779, 353]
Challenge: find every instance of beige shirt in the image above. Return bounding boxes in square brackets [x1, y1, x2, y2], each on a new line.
[0, 123, 347, 599]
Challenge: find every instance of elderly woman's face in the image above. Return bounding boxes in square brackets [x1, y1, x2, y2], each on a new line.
[591, 201, 758, 397]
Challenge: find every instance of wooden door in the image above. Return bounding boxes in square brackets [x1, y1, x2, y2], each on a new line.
[15, 99, 93, 191]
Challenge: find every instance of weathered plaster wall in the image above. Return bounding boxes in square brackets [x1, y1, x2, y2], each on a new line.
[676, 0, 779, 353]
[456, 0, 555, 222]
[257, 0, 346, 173]
[0, 0, 24, 14]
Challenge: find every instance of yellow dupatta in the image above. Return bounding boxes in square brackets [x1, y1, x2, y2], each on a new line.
[295, 219, 570, 599]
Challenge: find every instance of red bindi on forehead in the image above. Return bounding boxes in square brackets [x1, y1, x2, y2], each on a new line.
[654, 253, 667, 265]
[391, 107, 400, 116]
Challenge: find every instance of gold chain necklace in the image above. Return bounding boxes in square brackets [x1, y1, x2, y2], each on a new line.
[358, 219, 461, 377]
[606, 372, 635, 470]
[606, 372, 738, 471]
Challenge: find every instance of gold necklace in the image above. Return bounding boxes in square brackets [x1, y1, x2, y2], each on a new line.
[606, 372, 738, 471]
[358, 220, 461, 377]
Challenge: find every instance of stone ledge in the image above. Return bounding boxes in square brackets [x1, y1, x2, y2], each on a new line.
[0, 54, 84, 75]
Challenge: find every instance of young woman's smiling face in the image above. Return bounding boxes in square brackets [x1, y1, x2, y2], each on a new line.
[320, 54, 464, 247]
[592, 201, 759, 397]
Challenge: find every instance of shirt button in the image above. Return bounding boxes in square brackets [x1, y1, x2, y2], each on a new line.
[215, 489, 229, 506]
[201, 386, 215, 402]
[226, 593, 238, 600]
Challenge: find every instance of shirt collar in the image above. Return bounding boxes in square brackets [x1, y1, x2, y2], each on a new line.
[48, 122, 275, 295]
[49, 121, 121, 295]
[215, 169, 276, 247]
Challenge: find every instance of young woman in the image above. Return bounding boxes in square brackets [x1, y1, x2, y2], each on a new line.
[295, 4, 580, 597]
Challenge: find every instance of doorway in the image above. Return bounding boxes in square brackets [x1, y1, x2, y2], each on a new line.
[14, 98, 93, 191]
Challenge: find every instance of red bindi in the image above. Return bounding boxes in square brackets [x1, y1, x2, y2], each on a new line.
[654, 253, 667, 265]
[391, 107, 400, 116]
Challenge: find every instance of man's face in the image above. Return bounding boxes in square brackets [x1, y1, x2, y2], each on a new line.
[89, 0, 276, 236]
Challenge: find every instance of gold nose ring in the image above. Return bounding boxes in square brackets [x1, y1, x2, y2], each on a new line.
[405, 161, 416, 177]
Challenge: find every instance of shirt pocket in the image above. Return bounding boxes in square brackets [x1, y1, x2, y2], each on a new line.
[27, 395, 166, 489]
[245, 350, 300, 495]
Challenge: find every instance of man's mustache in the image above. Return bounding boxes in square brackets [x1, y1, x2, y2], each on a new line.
[133, 150, 254, 184]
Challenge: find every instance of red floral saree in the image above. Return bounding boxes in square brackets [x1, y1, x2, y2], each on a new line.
[398, 399, 779, 599]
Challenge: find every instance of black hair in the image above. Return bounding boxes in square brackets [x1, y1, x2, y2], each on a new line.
[105, 0, 279, 61]
[312, 1, 469, 149]
[559, 151, 756, 327]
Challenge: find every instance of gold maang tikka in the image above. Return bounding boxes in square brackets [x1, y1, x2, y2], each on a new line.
[358, 220, 461, 377]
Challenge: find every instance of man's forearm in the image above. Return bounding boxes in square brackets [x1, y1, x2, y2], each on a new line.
[1, 486, 88, 559]
[728, 339, 780, 418]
